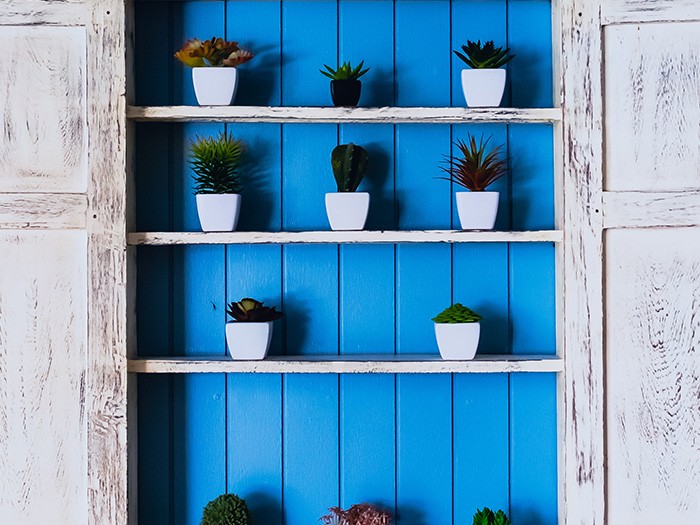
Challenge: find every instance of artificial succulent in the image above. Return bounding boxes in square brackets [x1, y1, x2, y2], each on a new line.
[226, 298, 283, 323]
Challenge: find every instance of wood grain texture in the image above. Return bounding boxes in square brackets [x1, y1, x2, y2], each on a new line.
[602, 0, 700, 24]
[127, 105, 561, 123]
[0, 0, 86, 26]
[0, 26, 87, 193]
[603, 191, 700, 228]
[560, 1, 606, 524]
[0, 193, 87, 229]
[606, 227, 700, 524]
[0, 231, 87, 524]
[604, 22, 700, 192]
[86, 1, 128, 523]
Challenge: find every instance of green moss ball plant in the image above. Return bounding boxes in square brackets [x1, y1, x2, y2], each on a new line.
[432, 303, 482, 360]
[201, 493, 249, 525]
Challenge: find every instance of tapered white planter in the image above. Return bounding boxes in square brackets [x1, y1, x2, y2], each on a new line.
[461, 69, 506, 108]
[456, 191, 499, 230]
[226, 321, 273, 360]
[195, 194, 241, 232]
[192, 67, 239, 106]
[434, 322, 480, 360]
[325, 192, 370, 231]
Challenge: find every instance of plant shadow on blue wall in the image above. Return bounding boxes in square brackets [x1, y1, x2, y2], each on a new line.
[281, 297, 310, 355]
[236, 43, 282, 106]
[362, 142, 393, 231]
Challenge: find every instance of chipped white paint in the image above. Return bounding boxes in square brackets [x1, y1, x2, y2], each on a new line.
[602, 0, 700, 25]
[603, 191, 700, 229]
[0, 26, 87, 193]
[604, 22, 700, 192]
[0, 231, 87, 524]
[606, 227, 700, 524]
[127, 105, 562, 124]
[128, 354, 564, 375]
[0, 193, 87, 230]
[0, 1, 87, 26]
[128, 229, 562, 246]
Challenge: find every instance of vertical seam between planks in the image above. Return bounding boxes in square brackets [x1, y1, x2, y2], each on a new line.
[392, 1, 399, 520]
[449, 5, 455, 523]
[505, 2, 513, 518]
[336, 0, 342, 509]
[167, 2, 175, 521]
[279, 3, 285, 523]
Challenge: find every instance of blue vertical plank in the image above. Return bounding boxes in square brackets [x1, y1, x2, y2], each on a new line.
[225, 4, 284, 522]
[508, 2, 557, 524]
[338, 0, 396, 515]
[282, 2, 339, 524]
[171, 3, 228, 524]
[395, 2, 453, 524]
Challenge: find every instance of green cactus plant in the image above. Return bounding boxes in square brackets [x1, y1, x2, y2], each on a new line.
[471, 507, 511, 525]
[432, 303, 481, 324]
[331, 143, 369, 192]
[201, 493, 249, 525]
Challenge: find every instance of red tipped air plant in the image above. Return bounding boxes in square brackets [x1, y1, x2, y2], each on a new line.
[439, 134, 508, 191]
[320, 503, 392, 525]
[175, 36, 254, 67]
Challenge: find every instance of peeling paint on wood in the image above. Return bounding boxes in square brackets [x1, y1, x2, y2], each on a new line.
[602, 0, 700, 25]
[0, 0, 86, 26]
[603, 191, 700, 229]
[0, 193, 87, 230]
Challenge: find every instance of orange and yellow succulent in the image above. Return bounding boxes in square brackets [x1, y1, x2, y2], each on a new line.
[175, 37, 254, 67]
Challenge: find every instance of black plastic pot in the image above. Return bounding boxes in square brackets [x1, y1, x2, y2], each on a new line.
[330, 80, 362, 107]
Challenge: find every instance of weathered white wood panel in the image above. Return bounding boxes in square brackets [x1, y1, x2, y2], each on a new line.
[602, 0, 700, 25]
[0, 26, 87, 193]
[0, 193, 87, 230]
[0, 1, 86, 26]
[606, 227, 700, 524]
[0, 231, 87, 525]
[603, 191, 700, 229]
[604, 22, 700, 192]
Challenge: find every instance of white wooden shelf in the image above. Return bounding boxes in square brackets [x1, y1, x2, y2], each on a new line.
[128, 230, 562, 246]
[128, 354, 563, 374]
[126, 105, 562, 124]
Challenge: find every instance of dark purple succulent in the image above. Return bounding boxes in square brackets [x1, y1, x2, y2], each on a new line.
[226, 298, 283, 322]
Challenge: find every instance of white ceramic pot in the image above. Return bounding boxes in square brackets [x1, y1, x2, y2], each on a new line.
[226, 321, 274, 360]
[434, 322, 480, 360]
[195, 193, 241, 232]
[192, 67, 239, 106]
[455, 191, 499, 230]
[325, 192, 370, 231]
[461, 69, 506, 108]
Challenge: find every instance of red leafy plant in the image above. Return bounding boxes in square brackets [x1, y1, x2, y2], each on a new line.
[175, 36, 254, 67]
[320, 503, 392, 525]
[439, 134, 508, 191]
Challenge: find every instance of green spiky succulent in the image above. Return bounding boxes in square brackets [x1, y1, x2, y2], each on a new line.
[190, 133, 244, 194]
[331, 143, 369, 192]
[320, 60, 370, 81]
[201, 493, 249, 525]
[432, 303, 481, 324]
[454, 40, 514, 69]
[226, 298, 283, 323]
[472, 507, 511, 525]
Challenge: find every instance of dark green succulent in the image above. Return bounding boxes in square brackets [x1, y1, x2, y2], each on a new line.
[190, 132, 244, 194]
[320, 60, 370, 81]
[432, 303, 481, 324]
[226, 298, 283, 322]
[201, 493, 249, 525]
[454, 40, 514, 69]
[472, 507, 511, 525]
[331, 143, 369, 192]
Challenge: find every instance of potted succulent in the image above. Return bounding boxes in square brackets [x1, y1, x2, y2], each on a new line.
[432, 303, 481, 360]
[325, 143, 369, 231]
[472, 507, 511, 525]
[190, 132, 245, 232]
[320, 61, 370, 107]
[453, 40, 514, 107]
[201, 493, 249, 525]
[225, 298, 283, 360]
[321, 503, 392, 525]
[175, 37, 254, 106]
[439, 134, 507, 230]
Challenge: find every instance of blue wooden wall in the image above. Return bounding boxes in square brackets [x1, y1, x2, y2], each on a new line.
[134, 1, 557, 524]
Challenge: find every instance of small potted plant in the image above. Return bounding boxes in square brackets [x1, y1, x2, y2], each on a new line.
[321, 503, 392, 525]
[439, 134, 507, 230]
[325, 143, 369, 231]
[225, 298, 283, 360]
[190, 132, 245, 232]
[454, 40, 514, 107]
[175, 37, 254, 106]
[201, 493, 249, 525]
[472, 507, 511, 525]
[432, 303, 481, 360]
[320, 60, 370, 107]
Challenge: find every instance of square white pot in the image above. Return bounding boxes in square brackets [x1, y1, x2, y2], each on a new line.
[434, 322, 480, 360]
[195, 193, 241, 232]
[456, 191, 499, 230]
[461, 69, 506, 108]
[325, 192, 370, 231]
[225, 321, 274, 360]
[192, 67, 239, 106]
